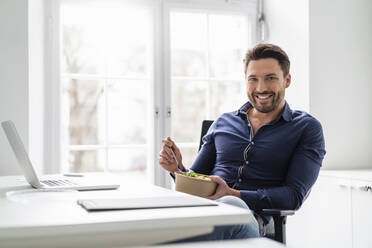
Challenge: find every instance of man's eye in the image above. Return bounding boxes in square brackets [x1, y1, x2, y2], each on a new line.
[248, 78, 257, 82]
[266, 76, 276, 81]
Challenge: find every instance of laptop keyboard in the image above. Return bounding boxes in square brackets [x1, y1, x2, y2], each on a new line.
[41, 179, 78, 187]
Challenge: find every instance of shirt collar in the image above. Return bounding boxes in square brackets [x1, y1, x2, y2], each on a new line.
[235, 101, 252, 116]
[281, 102, 293, 122]
[235, 101, 293, 122]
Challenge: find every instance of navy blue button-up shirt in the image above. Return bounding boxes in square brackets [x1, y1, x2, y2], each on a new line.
[189, 101, 326, 214]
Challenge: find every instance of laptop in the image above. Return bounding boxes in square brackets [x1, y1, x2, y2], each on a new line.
[1, 120, 120, 191]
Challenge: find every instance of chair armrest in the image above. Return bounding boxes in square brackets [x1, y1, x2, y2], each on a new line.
[259, 209, 295, 217]
[258, 209, 295, 244]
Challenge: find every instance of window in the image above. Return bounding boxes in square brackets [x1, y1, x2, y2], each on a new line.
[47, 0, 256, 187]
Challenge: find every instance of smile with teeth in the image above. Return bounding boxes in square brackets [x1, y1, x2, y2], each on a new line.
[255, 94, 273, 100]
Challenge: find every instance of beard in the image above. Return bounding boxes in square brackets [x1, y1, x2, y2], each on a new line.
[247, 90, 284, 113]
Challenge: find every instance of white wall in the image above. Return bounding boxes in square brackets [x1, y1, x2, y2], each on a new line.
[266, 0, 372, 170]
[0, 0, 29, 176]
[265, 0, 310, 112]
[309, 0, 372, 169]
[0, 0, 45, 176]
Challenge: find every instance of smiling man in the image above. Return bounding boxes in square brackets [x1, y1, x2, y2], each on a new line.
[159, 44, 326, 241]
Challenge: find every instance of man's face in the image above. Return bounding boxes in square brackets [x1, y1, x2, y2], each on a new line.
[245, 58, 291, 113]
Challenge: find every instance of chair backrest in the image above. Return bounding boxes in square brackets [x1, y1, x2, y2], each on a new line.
[198, 120, 214, 151]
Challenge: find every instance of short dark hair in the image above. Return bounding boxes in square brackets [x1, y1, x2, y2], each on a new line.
[244, 43, 290, 76]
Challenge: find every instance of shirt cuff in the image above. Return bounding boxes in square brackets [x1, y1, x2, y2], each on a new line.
[240, 190, 271, 224]
[240, 190, 259, 211]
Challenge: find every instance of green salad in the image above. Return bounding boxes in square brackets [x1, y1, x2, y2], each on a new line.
[183, 172, 211, 181]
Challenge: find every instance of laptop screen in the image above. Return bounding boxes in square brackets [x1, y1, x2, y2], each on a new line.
[1, 120, 41, 187]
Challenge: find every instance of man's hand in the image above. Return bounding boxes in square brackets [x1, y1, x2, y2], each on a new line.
[206, 176, 241, 200]
[158, 137, 183, 173]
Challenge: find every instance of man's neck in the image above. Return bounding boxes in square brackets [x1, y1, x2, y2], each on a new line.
[248, 100, 286, 124]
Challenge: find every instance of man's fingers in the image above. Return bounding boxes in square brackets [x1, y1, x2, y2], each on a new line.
[159, 147, 174, 161]
[158, 150, 169, 161]
[158, 156, 173, 167]
[162, 137, 181, 158]
[163, 137, 179, 152]
[162, 137, 173, 147]
[206, 194, 218, 200]
[162, 140, 172, 147]
[159, 153, 172, 164]
[158, 156, 168, 165]
[163, 147, 175, 161]
[209, 175, 223, 184]
[168, 138, 181, 153]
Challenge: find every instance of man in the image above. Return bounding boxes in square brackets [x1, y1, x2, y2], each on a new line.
[158, 43, 326, 241]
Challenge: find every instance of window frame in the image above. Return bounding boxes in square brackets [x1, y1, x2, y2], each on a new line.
[44, 0, 257, 188]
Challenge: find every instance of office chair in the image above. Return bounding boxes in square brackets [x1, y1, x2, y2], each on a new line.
[199, 120, 295, 244]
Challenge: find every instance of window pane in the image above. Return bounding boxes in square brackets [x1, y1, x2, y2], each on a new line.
[179, 146, 199, 169]
[209, 15, 248, 78]
[170, 12, 207, 77]
[62, 79, 105, 145]
[171, 80, 207, 143]
[105, 7, 151, 77]
[107, 148, 147, 173]
[61, 2, 106, 74]
[68, 150, 105, 172]
[61, 2, 152, 76]
[60, 1, 153, 177]
[210, 81, 246, 119]
[107, 80, 147, 145]
[209, 49, 246, 79]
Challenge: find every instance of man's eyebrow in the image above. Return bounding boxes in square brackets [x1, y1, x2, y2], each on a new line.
[265, 73, 278, 77]
[247, 74, 257, 78]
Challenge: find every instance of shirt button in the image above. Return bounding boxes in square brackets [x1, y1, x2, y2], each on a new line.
[238, 178, 242, 183]
[251, 141, 255, 145]
[245, 161, 249, 164]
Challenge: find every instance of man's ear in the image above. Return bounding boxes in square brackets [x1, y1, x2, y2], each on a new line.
[285, 73, 291, 88]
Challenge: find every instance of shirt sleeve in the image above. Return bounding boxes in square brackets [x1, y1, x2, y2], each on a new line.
[188, 119, 218, 175]
[240, 117, 326, 211]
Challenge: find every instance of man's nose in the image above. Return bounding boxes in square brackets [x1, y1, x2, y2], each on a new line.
[255, 78, 267, 92]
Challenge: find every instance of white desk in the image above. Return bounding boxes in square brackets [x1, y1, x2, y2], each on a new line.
[0, 175, 254, 248]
